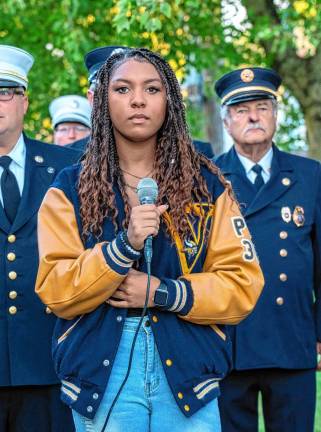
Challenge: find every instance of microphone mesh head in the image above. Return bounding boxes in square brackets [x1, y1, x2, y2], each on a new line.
[137, 178, 158, 204]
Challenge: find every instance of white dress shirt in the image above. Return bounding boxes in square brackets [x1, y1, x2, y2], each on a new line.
[237, 147, 273, 184]
[0, 134, 26, 206]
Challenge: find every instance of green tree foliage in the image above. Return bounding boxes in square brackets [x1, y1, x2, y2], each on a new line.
[1, 0, 321, 157]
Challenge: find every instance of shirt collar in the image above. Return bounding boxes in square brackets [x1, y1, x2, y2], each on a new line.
[237, 147, 273, 176]
[7, 134, 26, 168]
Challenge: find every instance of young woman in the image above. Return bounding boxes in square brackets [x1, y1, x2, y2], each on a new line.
[35, 48, 263, 432]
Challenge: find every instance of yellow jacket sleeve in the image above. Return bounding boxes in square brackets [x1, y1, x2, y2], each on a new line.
[35, 187, 137, 320]
[179, 189, 264, 325]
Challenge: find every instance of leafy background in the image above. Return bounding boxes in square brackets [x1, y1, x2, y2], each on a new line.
[0, 2, 320, 427]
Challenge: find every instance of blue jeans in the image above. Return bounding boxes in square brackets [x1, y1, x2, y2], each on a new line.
[73, 316, 221, 432]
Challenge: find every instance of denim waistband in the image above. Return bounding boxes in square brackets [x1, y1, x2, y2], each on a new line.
[123, 316, 150, 332]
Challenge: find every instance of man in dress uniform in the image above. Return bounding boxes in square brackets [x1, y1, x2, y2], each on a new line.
[49, 94, 91, 146]
[215, 67, 321, 432]
[69, 45, 215, 159]
[0, 45, 79, 431]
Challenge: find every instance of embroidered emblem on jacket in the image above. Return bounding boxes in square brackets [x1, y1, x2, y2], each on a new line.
[162, 203, 214, 274]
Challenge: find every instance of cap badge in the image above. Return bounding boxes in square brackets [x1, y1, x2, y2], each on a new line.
[293, 206, 305, 227]
[240, 69, 254, 83]
[281, 206, 292, 223]
[71, 100, 79, 108]
[111, 47, 125, 57]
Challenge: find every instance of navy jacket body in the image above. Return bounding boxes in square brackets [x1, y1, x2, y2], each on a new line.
[0, 136, 80, 386]
[215, 145, 321, 370]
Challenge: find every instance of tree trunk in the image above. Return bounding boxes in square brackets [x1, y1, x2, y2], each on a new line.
[203, 94, 224, 156]
[303, 105, 321, 161]
[242, 0, 321, 160]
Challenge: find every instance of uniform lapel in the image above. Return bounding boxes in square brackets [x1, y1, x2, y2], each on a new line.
[11, 137, 56, 232]
[245, 146, 296, 217]
[218, 147, 256, 212]
[0, 201, 11, 233]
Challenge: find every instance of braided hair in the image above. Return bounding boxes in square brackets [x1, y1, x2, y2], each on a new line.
[78, 48, 231, 241]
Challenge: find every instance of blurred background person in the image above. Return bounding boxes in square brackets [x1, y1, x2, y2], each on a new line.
[49, 95, 91, 146]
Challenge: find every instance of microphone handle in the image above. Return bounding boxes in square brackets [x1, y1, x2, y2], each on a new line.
[144, 236, 153, 263]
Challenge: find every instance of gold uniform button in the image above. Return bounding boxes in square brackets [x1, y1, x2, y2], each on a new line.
[279, 231, 288, 239]
[279, 273, 287, 282]
[7, 252, 16, 261]
[9, 306, 17, 315]
[8, 271, 17, 280]
[152, 315, 158, 323]
[166, 359, 173, 367]
[282, 178, 291, 186]
[8, 291, 17, 300]
[178, 392, 184, 399]
[184, 405, 190, 412]
[276, 297, 284, 305]
[8, 234, 16, 243]
[45, 306, 52, 314]
[280, 249, 288, 257]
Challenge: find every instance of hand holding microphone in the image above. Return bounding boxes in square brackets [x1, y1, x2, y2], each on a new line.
[127, 178, 167, 263]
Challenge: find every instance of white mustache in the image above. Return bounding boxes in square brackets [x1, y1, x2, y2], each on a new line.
[245, 123, 266, 132]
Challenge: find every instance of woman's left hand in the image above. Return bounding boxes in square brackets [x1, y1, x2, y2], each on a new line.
[107, 268, 160, 308]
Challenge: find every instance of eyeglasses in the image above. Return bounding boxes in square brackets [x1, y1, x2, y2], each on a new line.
[0, 87, 25, 101]
[55, 125, 90, 134]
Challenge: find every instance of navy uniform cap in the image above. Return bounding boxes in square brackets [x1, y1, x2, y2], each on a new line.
[215, 67, 282, 106]
[84, 46, 128, 84]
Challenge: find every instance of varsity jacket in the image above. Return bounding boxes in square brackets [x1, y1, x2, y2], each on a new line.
[35, 163, 264, 419]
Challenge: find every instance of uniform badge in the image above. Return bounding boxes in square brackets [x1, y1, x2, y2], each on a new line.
[34, 155, 44, 163]
[240, 69, 254, 82]
[281, 206, 292, 223]
[292, 206, 305, 227]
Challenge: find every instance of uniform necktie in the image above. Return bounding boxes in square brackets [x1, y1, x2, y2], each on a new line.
[252, 164, 264, 192]
[0, 156, 21, 223]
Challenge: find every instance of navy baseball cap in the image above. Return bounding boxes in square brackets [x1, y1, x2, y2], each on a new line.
[215, 67, 282, 106]
[84, 46, 128, 84]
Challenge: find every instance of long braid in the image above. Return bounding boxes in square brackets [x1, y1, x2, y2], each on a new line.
[78, 48, 233, 241]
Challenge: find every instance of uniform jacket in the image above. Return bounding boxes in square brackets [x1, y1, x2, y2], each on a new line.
[215, 145, 321, 370]
[68, 137, 215, 159]
[0, 135, 80, 386]
[35, 163, 263, 419]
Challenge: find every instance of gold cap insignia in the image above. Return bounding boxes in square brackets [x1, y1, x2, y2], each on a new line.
[240, 69, 254, 83]
[293, 206, 305, 227]
[281, 207, 292, 223]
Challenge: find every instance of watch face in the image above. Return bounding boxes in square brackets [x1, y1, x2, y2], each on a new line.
[154, 287, 168, 307]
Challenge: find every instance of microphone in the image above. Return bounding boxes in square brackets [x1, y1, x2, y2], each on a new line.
[137, 177, 158, 264]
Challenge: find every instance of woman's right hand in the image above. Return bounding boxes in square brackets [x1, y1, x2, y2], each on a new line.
[127, 204, 168, 250]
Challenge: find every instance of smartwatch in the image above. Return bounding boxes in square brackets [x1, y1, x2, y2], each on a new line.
[153, 282, 168, 308]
